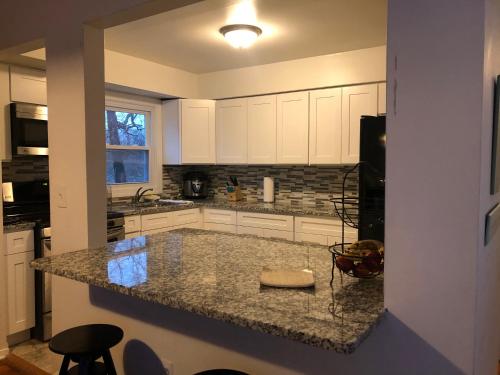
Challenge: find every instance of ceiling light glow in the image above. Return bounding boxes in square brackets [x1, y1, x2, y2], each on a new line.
[219, 24, 262, 49]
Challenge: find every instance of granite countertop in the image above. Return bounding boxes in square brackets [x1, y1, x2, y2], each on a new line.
[3, 221, 36, 233]
[110, 199, 340, 219]
[31, 229, 384, 353]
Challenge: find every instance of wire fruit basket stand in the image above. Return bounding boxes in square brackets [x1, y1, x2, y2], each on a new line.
[329, 163, 385, 283]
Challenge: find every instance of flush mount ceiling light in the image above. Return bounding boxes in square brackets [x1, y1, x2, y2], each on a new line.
[219, 24, 262, 49]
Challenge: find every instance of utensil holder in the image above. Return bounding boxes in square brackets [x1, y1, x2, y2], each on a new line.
[227, 186, 243, 201]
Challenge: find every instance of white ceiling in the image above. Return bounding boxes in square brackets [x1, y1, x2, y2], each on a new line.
[104, 0, 387, 74]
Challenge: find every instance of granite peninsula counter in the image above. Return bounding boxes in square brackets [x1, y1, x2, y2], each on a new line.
[31, 229, 384, 354]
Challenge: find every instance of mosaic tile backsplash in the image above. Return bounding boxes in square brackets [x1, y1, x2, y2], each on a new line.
[2, 156, 49, 182]
[0, 156, 358, 208]
[163, 165, 358, 207]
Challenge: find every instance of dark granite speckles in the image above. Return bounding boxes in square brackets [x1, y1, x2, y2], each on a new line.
[111, 199, 340, 219]
[31, 229, 384, 353]
[4, 221, 36, 233]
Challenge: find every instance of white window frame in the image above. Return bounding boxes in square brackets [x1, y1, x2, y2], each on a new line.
[105, 92, 163, 198]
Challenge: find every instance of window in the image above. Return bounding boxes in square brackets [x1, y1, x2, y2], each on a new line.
[105, 93, 162, 197]
[105, 108, 150, 184]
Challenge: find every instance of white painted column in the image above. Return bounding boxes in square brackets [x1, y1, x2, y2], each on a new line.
[386, 0, 499, 374]
[46, 24, 107, 334]
[46, 25, 106, 253]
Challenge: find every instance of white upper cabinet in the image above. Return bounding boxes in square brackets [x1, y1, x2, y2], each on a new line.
[247, 95, 276, 164]
[163, 99, 215, 164]
[309, 88, 342, 164]
[10, 66, 47, 105]
[378, 82, 387, 114]
[341, 84, 378, 164]
[276, 91, 309, 164]
[216, 98, 248, 164]
[0, 64, 11, 161]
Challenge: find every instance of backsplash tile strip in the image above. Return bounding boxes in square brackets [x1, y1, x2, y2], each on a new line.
[2, 156, 49, 182]
[163, 165, 358, 207]
[1, 156, 358, 208]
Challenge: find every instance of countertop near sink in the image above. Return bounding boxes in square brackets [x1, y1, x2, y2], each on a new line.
[110, 199, 340, 219]
[31, 228, 384, 354]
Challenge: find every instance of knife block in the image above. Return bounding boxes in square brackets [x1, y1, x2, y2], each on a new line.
[227, 186, 243, 202]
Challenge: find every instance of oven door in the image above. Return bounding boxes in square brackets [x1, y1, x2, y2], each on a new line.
[107, 226, 125, 243]
[10, 103, 49, 156]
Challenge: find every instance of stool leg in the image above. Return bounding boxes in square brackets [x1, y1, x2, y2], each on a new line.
[78, 355, 91, 375]
[102, 349, 117, 375]
[59, 355, 71, 375]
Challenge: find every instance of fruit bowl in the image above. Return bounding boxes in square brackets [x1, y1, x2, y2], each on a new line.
[329, 240, 384, 279]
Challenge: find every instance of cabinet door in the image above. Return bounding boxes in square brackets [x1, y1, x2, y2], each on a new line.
[10, 66, 47, 105]
[0, 63, 11, 160]
[7, 251, 35, 334]
[378, 82, 387, 114]
[276, 92, 309, 164]
[124, 215, 142, 234]
[247, 95, 276, 164]
[141, 212, 173, 231]
[341, 84, 378, 164]
[309, 88, 342, 164]
[181, 99, 215, 164]
[216, 98, 247, 164]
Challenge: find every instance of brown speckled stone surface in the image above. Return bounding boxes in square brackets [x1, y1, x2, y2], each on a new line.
[31, 228, 384, 354]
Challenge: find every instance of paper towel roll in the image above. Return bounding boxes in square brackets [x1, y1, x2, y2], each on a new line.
[263, 177, 274, 203]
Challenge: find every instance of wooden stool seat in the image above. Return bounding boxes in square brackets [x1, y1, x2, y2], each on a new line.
[194, 370, 249, 375]
[49, 324, 123, 375]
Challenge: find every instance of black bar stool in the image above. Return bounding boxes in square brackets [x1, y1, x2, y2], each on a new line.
[194, 370, 249, 375]
[49, 324, 123, 375]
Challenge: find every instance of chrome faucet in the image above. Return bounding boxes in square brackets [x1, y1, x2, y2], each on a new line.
[132, 187, 153, 204]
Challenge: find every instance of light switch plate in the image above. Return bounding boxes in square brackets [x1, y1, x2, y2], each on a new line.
[55, 185, 68, 208]
[485, 203, 500, 245]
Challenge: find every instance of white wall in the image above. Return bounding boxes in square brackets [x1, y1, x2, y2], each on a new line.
[386, 0, 499, 374]
[198, 46, 386, 99]
[480, 0, 500, 365]
[105, 49, 199, 98]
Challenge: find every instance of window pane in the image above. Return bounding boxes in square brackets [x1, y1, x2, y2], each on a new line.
[105, 110, 146, 146]
[106, 149, 149, 184]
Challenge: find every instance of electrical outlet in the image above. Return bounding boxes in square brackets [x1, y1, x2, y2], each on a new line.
[161, 358, 174, 375]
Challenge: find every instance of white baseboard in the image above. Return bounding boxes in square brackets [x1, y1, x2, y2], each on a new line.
[0, 347, 9, 359]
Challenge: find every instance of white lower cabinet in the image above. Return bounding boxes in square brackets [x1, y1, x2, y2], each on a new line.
[140, 209, 202, 235]
[236, 211, 294, 241]
[141, 212, 173, 232]
[124, 215, 141, 234]
[4, 229, 35, 335]
[295, 216, 357, 245]
[236, 212, 294, 231]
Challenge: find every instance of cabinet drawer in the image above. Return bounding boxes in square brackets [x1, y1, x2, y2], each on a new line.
[141, 212, 172, 231]
[204, 222, 236, 234]
[7, 251, 35, 334]
[172, 208, 201, 226]
[4, 230, 34, 255]
[237, 211, 293, 231]
[295, 216, 356, 236]
[203, 209, 236, 225]
[295, 232, 328, 245]
[124, 215, 141, 234]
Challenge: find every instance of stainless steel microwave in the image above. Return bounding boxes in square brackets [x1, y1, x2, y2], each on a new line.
[10, 103, 48, 156]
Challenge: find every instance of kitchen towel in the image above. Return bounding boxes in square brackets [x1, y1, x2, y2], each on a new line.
[263, 176, 274, 203]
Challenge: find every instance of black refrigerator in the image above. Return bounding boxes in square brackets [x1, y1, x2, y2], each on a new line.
[358, 115, 386, 242]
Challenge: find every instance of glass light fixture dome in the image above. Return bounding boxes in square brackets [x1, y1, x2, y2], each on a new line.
[219, 24, 262, 49]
